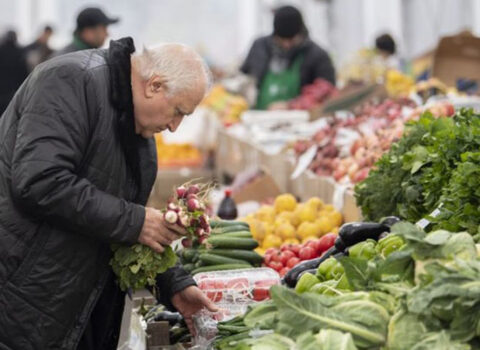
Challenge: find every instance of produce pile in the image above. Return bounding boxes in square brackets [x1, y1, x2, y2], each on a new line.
[243, 194, 343, 253]
[293, 98, 417, 184]
[355, 108, 480, 239]
[178, 220, 262, 276]
[201, 85, 249, 126]
[154, 134, 203, 168]
[213, 221, 480, 350]
[110, 183, 212, 291]
[288, 78, 338, 110]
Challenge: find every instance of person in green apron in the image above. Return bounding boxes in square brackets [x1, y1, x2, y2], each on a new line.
[241, 5, 336, 110]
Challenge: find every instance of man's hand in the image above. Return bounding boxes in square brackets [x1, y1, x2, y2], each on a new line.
[172, 286, 219, 335]
[138, 207, 186, 253]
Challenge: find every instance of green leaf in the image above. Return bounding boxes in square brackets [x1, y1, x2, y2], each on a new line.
[411, 331, 471, 350]
[315, 329, 358, 350]
[270, 286, 388, 348]
[387, 309, 427, 350]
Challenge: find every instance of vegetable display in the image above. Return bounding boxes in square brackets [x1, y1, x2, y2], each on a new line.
[355, 109, 480, 240]
[212, 222, 480, 349]
[110, 183, 212, 291]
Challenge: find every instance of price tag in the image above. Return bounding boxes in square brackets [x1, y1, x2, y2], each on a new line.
[416, 203, 443, 229]
[290, 144, 317, 180]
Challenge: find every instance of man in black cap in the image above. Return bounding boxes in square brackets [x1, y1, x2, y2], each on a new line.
[241, 5, 335, 110]
[56, 7, 119, 56]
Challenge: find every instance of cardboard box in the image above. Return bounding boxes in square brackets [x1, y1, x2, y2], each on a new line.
[342, 190, 363, 222]
[232, 172, 281, 204]
[432, 31, 480, 89]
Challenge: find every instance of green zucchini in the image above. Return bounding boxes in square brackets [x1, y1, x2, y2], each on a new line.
[212, 225, 251, 234]
[182, 248, 197, 262]
[192, 264, 251, 275]
[207, 236, 259, 250]
[199, 253, 251, 266]
[210, 220, 249, 229]
[182, 263, 195, 273]
[219, 231, 252, 238]
[207, 249, 263, 265]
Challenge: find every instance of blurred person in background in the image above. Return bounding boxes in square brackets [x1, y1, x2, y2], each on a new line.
[56, 7, 119, 56]
[0, 37, 216, 349]
[24, 25, 54, 71]
[375, 33, 401, 70]
[241, 5, 335, 110]
[0, 30, 29, 115]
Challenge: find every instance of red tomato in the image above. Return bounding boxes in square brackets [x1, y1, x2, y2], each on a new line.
[264, 254, 273, 265]
[252, 287, 270, 301]
[286, 257, 301, 269]
[270, 252, 282, 263]
[254, 279, 278, 288]
[268, 261, 283, 272]
[289, 244, 301, 256]
[280, 244, 291, 252]
[299, 246, 315, 261]
[318, 233, 337, 253]
[279, 267, 290, 277]
[265, 248, 277, 255]
[279, 250, 295, 266]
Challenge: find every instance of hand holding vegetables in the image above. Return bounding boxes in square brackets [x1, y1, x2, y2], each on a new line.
[138, 207, 185, 253]
[111, 182, 213, 291]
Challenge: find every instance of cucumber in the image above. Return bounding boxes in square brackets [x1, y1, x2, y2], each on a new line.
[212, 225, 251, 234]
[182, 248, 197, 262]
[183, 263, 195, 273]
[207, 236, 259, 250]
[208, 249, 263, 265]
[194, 260, 204, 269]
[192, 264, 251, 275]
[219, 231, 252, 239]
[210, 220, 249, 229]
[199, 253, 251, 266]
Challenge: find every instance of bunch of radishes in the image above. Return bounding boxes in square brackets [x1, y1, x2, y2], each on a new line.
[163, 183, 212, 247]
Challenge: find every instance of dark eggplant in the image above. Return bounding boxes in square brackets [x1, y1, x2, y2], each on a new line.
[380, 216, 401, 228]
[334, 236, 347, 252]
[338, 222, 390, 247]
[153, 311, 183, 326]
[283, 246, 339, 287]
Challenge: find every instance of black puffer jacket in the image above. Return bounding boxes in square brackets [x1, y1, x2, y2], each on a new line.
[0, 37, 194, 350]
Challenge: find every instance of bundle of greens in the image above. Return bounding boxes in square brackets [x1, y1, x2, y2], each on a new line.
[355, 109, 480, 239]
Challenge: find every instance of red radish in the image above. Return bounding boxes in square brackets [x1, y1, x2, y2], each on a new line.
[178, 214, 190, 227]
[176, 186, 187, 198]
[181, 238, 192, 248]
[198, 214, 210, 230]
[164, 210, 178, 224]
[187, 198, 200, 212]
[187, 184, 200, 195]
[198, 235, 208, 244]
[187, 193, 198, 200]
[167, 203, 180, 212]
[195, 227, 205, 237]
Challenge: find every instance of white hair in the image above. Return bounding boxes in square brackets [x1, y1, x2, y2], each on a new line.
[132, 43, 212, 97]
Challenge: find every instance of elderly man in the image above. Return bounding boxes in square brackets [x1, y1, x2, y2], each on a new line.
[0, 37, 216, 350]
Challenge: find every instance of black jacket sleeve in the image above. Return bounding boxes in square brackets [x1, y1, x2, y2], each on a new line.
[240, 37, 270, 85]
[153, 264, 196, 310]
[10, 65, 145, 244]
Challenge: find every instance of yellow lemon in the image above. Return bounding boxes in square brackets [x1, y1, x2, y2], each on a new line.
[316, 217, 333, 235]
[318, 210, 329, 218]
[323, 204, 335, 212]
[275, 222, 296, 240]
[306, 197, 324, 212]
[277, 211, 294, 224]
[298, 205, 317, 223]
[331, 227, 339, 234]
[274, 193, 297, 213]
[283, 238, 301, 245]
[256, 205, 275, 223]
[302, 236, 318, 244]
[329, 211, 343, 228]
[251, 221, 266, 242]
[291, 204, 304, 227]
[297, 222, 318, 240]
[262, 234, 282, 249]
[254, 247, 266, 256]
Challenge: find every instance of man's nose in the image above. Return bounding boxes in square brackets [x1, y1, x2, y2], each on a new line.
[168, 117, 183, 132]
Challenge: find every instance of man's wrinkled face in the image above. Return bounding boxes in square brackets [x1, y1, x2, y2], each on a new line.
[131, 74, 205, 139]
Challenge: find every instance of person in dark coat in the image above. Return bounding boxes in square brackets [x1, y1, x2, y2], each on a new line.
[241, 5, 336, 110]
[0, 37, 215, 350]
[0, 30, 29, 115]
[56, 7, 119, 56]
[24, 25, 54, 71]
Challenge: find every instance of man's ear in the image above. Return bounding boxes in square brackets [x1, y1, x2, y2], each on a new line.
[145, 75, 167, 98]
